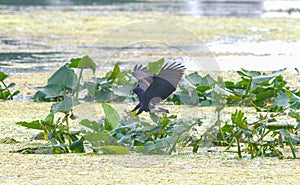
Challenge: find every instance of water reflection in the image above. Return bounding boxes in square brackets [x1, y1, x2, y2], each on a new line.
[0, 0, 299, 17]
[0, 52, 71, 73]
[0, 0, 299, 72]
[0, 0, 132, 6]
[186, 1, 263, 17]
[0, 0, 264, 17]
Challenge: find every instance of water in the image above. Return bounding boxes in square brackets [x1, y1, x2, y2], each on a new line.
[208, 41, 300, 71]
[0, 0, 300, 72]
[1, 0, 299, 17]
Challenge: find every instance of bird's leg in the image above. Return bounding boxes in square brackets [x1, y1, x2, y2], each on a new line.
[136, 108, 144, 115]
[131, 103, 141, 112]
[157, 107, 169, 113]
[131, 103, 144, 115]
[149, 106, 169, 114]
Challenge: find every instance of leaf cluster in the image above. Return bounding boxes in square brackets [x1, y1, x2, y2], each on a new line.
[14, 56, 300, 158]
[212, 110, 299, 158]
[0, 71, 20, 100]
[33, 56, 136, 103]
[16, 110, 83, 154]
[80, 103, 201, 154]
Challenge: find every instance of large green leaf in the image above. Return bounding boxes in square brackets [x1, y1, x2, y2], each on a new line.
[11, 90, 20, 97]
[48, 65, 78, 89]
[44, 112, 54, 126]
[112, 84, 134, 97]
[238, 68, 261, 78]
[7, 82, 15, 89]
[12, 145, 67, 154]
[185, 73, 216, 89]
[177, 87, 198, 105]
[16, 120, 44, 130]
[16, 113, 54, 131]
[168, 121, 193, 135]
[142, 137, 178, 154]
[36, 84, 64, 98]
[288, 110, 300, 121]
[0, 90, 9, 99]
[69, 139, 85, 153]
[79, 119, 101, 131]
[100, 145, 130, 154]
[95, 90, 117, 102]
[274, 91, 289, 107]
[0, 71, 8, 81]
[147, 58, 164, 74]
[252, 68, 286, 84]
[254, 88, 278, 102]
[231, 110, 252, 133]
[288, 91, 300, 103]
[250, 68, 286, 92]
[51, 96, 80, 114]
[185, 72, 202, 86]
[83, 131, 110, 144]
[285, 91, 300, 109]
[33, 91, 49, 102]
[69, 55, 96, 74]
[114, 71, 131, 85]
[102, 103, 120, 129]
[69, 58, 81, 67]
[213, 84, 232, 96]
[84, 81, 98, 97]
[107, 64, 120, 82]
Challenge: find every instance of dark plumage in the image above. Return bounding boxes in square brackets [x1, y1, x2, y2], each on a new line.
[132, 62, 185, 115]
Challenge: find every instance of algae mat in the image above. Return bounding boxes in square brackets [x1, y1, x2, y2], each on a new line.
[0, 81, 300, 184]
[1, 150, 300, 184]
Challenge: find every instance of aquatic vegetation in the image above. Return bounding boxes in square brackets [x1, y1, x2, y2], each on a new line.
[33, 56, 136, 103]
[14, 56, 300, 158]
[16, 95, 81, 154]
[32, 64, 78, 102]
[81, 103, 202, 154]
[0, 71, 20, 100]
[219, 110, 297, 158]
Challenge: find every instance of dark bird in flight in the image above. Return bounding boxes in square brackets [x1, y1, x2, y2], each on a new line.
[132, 62, 185, 115]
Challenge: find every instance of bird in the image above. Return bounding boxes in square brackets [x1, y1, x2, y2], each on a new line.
[131, 62, 186, 115]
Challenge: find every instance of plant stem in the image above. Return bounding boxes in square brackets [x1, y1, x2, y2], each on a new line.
[237, 138, 242, 158]
[218, 125, 226, 141]
[216, 106, 225, 141]
[1, 81, 12, 100]
[287, 136, 297, 159]
[75, 69, 83, 99]
[225, 139, 235, 151]
[193, 145, 199, 153]
[257, 129, 270, 143]
[65, 115, 72, 144]
[245, 77, 252, 96]
[248, 136, 254, 159]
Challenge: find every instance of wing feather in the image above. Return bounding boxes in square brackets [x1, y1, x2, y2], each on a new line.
[132, 64, 153, 91]
[157, 62, 185, 88]
[144, 62, 185, 105]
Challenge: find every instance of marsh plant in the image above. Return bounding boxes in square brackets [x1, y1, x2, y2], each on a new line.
[0, 71, 19, 100]
[16, 95, 81, 154]
[15, 56, 300, 158]
[33, 55, 135, 103]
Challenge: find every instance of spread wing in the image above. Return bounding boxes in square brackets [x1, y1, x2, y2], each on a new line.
[132, 64, 153, 91]
[144, 62, 185, 105]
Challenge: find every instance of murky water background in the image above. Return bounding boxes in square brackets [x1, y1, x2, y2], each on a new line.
[0, 3, 300, 183]
[0, 0, 299, 72]
[1, 0, 299, 17]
